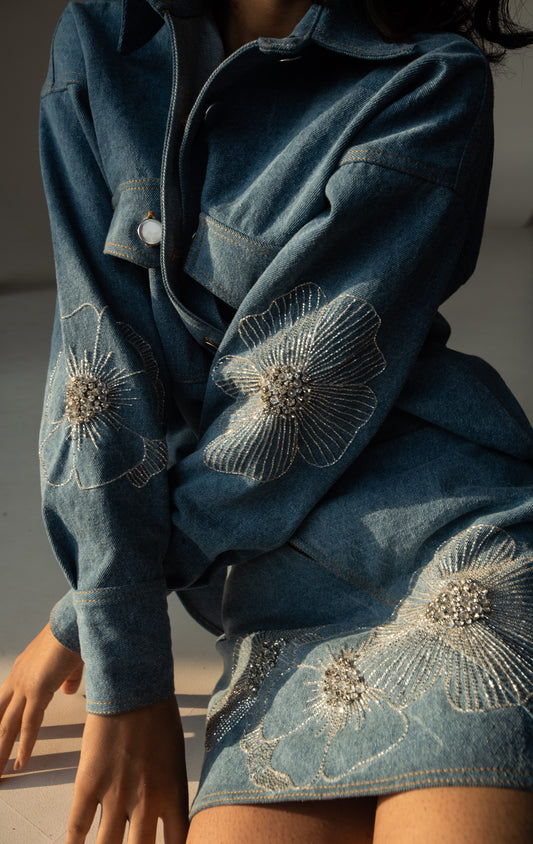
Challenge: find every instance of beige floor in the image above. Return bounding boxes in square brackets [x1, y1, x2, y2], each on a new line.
[0, 223, 532, 842]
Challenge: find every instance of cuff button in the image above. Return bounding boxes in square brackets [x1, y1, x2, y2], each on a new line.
[137, 213, 162, 246]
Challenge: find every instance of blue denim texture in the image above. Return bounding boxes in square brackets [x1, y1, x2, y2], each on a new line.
[41, 0, 533, 728]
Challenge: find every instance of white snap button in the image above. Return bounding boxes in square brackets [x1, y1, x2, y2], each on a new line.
[137, 215, 162, 246]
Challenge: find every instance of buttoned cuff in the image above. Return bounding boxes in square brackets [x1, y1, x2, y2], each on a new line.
[74, 579, 175, 715]
[50, 590, 81, 653]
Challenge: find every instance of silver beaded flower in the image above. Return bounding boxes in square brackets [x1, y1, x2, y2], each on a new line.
[359, 524, 533, 711]
[241, 640, 408, 789]
[40, 303, 167, 489]
[204, 283, 386, 481]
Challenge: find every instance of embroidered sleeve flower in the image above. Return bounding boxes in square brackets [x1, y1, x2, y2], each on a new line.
[203, 283, 386, 481]
[359, 524, 533, 712]
[39, 303, 167, 490]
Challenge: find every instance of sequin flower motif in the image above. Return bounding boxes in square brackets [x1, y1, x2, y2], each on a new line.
[205, 633, 304, 753]
[40, 303, 167, 489]
[241, 639, 408, 790]
[204, 283, 386, 481]
[360, 524, 533, 711]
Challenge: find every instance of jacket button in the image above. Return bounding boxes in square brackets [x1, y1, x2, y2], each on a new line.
[137, 214, 162, 246]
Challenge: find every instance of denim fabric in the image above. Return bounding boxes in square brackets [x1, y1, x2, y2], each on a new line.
[41, 0, 533, 768]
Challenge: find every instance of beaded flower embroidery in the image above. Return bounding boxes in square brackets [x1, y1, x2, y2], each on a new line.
[203, 526, 532, 795]
[204, 283, 386, 481]
[205, 633, 291, 752]
[241, 639, 408, 789]
[40, 303, 167, 489]
[360, 525, 533, 711]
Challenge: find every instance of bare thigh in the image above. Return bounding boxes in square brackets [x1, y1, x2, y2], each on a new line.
[374, 787, 533, 844]
[186, 797, 376, 844]
[186, 788, 533, 843]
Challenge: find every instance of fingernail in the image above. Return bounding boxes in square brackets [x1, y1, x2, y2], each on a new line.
[13, 759, 20, 772]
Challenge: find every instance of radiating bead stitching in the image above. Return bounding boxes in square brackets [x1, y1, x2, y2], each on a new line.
[204, 283, 386, 481]
[40, 303, 167, 489]
[241, 639, 408, 789]
[360, 524, 533, 712]
[205, 634, 291, 752]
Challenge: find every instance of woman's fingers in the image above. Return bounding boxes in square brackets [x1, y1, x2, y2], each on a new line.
[94, 807, 130, 844]
[61, 663, 84, 695]
[66, 699, 189, 843]
[162, 809, 189, 844]
[66, 788, 100, 844]
[0, 624, 86, 780]
[15, 700, 47, 770]
[0, 682, 14, 722]
[0, 695, 24, 776]
[125, 812, 159, 844]
[0, 685, 14, 742]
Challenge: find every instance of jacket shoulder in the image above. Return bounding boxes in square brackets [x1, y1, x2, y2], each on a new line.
[42, 0, 123, 94]
[340, 29, 493, 203]
[407, 28, 491, 102]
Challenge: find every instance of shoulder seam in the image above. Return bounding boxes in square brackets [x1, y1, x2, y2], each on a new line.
[339, 148, 454, 190]
[41, 71, 87, 98]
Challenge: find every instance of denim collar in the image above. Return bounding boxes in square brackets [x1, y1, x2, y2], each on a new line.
[118, 0, 416, 59]
[118, 0, 210, 53]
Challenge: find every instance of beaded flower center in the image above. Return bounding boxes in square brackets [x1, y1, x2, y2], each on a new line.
[65, 375, 111, 424]
[426, 578, 491, 628]
[259, 364, 311, 418]
[322, 650, 366, 712]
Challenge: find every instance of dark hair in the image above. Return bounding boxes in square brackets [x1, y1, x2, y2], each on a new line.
[344, 1, 533, 61]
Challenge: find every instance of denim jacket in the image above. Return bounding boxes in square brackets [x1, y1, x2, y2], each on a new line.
[41, 0, 533, 714]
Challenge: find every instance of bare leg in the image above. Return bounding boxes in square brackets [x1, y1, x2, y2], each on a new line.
[186, 797, 376, 844]
[374, 787, 533, 844]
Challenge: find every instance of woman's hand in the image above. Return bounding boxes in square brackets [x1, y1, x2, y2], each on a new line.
[66, 695, 189, 844]
[0, 622, 84, 776]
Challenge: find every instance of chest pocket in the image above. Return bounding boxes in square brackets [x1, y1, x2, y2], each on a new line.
[104, 179, 162, 269]
[184, 213, 280, 309]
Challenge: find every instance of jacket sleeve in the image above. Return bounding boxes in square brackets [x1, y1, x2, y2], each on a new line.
[167, 46, 495, 583]
[39, 26, 176, 715]
[49, 590, 80, 653]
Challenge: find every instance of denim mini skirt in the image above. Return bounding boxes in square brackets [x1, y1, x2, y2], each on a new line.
[188, 422, 533, 814]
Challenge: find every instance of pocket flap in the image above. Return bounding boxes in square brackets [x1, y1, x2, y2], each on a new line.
[184, 213, 279, 308]
[104, 179, 162, 268]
